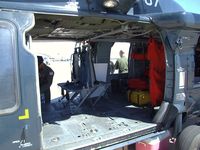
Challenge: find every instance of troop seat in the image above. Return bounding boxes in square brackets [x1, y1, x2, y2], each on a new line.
[58, 81, 110, 112]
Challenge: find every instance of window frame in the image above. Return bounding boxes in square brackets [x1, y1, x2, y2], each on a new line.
[109, 42, 130, 74]
[0, 20, 20, 116]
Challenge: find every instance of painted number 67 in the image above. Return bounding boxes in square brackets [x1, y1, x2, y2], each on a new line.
[144, 0, 159, 7]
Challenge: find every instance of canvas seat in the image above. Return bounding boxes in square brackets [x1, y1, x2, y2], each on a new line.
[58, 45, 109, 112]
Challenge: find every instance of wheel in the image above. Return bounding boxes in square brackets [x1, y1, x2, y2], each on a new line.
[177, 125, 200, 150]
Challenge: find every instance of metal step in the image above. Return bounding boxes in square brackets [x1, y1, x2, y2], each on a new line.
[43, 113, 157, 150]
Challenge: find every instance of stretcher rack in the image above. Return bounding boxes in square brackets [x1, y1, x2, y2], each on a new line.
[57, 82, 110, 112]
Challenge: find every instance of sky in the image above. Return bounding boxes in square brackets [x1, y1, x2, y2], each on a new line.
[175, 0, 200, 14]
[31, 40, 76, 60]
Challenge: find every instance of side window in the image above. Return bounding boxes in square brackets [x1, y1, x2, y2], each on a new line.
[194, 37, 200, 84]
[110, 42, 130, 74]
[0, 21, 19, 115]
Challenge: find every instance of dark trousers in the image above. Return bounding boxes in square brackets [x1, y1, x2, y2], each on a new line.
[42, 89, 51, 104]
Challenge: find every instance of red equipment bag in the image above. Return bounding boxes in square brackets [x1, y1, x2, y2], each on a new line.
[128, 78, 148, 90]
[131, 53, 147, 60]
[147, 38, 166, 107]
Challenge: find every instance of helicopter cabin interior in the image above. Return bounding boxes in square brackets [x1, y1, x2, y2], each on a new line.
[27, 13, 167, 150]
[1, 0, 200, 150]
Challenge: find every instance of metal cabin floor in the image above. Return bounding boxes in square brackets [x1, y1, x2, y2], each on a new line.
[42, 93, 157, 150]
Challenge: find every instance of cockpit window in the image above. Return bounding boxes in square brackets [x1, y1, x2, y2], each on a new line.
[195, 39, 200, 75]
[194, 37, 200, 85]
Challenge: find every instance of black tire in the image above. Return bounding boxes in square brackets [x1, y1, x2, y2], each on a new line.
[177, 125, 200, 150]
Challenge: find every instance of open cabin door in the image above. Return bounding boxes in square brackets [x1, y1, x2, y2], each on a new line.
[0, 11, 42, 150]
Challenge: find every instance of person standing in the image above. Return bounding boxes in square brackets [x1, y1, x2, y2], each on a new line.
[37, 56, 54, 104]
[115, 50, 128, 74]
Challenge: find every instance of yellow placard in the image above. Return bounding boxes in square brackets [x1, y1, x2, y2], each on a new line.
[18, 109, 30, 120]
